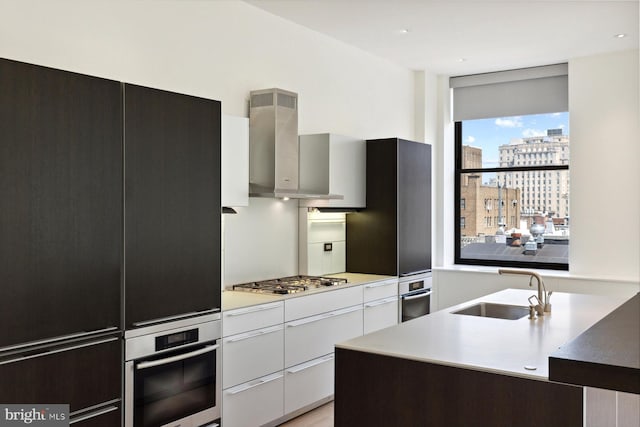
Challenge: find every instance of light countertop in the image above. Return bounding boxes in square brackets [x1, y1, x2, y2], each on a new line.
[336, 288, 628, 381]
[222, 272, 395, 311]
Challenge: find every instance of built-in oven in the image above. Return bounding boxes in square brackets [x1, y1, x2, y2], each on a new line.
[125, 313, 221, 427]
[399, 272, 432, 323]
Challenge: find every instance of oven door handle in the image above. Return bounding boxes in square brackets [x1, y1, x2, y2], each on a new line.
[402, 291, 431, 301]
[136, 344, 219, 370]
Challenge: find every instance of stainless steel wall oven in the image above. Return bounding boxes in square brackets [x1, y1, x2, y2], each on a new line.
[125, 314, 221, 427]
[399, 273, 432, 322]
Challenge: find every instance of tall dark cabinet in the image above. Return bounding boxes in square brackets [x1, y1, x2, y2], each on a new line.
[0, 58, 123, 426]
[346, 138, 432, 276]
[0, 58, 122, 347]
[124, 84, 221, 328]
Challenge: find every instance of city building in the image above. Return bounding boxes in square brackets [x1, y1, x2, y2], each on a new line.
[460, 145, 521, 238]
[497, 129, 570, 221]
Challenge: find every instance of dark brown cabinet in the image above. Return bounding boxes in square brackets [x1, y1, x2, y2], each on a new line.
[335, 348, 583, 427]
[124, 84, 221, 328]
[346, 138, 432, 276]
[0, 335, 121, 415]
[0, 59, 122, 348]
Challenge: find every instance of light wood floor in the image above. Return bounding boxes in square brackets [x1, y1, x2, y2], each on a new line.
[278, 401, 334, 427]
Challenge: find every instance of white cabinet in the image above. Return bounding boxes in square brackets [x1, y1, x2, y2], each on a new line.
[363, 279, 399, 334]
[223, 372, 284, 427]
[221, 279, 396, 425]
[298, 133, 366, 208]
[285, 285, 362, 322]
[364, 296, 398, 334]
[223, 324, 284, 388]
[363, 278, 398, 303]
[221, 115, 249, 207]
[222, 301, 284, 427]
[222, 301, 283, 336]
[284, 354, 335, 414]
[285, 305, 362, 367]
[282, 285, 364, 416]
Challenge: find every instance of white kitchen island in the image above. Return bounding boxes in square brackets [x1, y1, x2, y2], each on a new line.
[334, 288, 630, 427]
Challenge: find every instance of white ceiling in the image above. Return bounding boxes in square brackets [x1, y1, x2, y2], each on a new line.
[244, 0, 639, 76]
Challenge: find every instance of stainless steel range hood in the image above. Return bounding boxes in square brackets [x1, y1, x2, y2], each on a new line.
[249, 88, 343, 200]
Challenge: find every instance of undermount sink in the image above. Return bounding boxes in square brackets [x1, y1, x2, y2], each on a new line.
[452, 302, 529, 320]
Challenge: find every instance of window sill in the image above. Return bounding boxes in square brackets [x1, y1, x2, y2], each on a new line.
[433, 265, 639, 285]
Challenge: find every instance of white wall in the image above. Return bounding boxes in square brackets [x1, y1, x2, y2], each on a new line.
[414, 70, 438, 144]
[0, 0, 414, 139]
[433, 49, 640, 309]
[0, 0, 415, 284]
[569, 50, 640, 280]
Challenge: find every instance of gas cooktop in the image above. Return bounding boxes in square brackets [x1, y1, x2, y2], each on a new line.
[232, 275, 348, 295]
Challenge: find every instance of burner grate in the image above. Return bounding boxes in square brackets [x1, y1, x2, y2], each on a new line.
[232, 275, 348, 294]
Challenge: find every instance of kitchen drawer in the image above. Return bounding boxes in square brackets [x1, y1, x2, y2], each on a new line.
[285, 305, 362, 367]
[223, 372, 284, 427]
[0, 335, 121, 412]
[364, 296, 399, 334]
[284, 353, 335, 414]
[223, 301, 284, 337]
[285, 286, 362, 322]
[223, 324, 284, 388]
[363, 278, 398, 303]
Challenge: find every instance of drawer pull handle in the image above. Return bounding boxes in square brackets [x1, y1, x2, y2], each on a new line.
[286, 306, 362, 327]
[287, 354, 335, 373]
[364, 281, 394, 289]
[226, 325, 282, 343]
[364, 297, 398, 308]
[132, 309, 220, 327]
[69, 405, 119, 424]
[0, 327, 119, 354]
[226, 373, 283, 395]
[226, 303, 281, 317]
[0, 337, 119, 366]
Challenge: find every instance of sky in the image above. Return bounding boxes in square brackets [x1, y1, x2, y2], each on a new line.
[462, 112, 570, 168]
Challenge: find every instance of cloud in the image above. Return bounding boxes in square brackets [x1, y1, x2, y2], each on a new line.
[558, 124, 566, 129]
[522, 128, 545, 137]
[552, 112, 562, 116]
[465, 136, 476, 143]
[495, 117, 523, 128]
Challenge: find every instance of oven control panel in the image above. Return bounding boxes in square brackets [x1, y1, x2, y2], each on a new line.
[155, 329, 199, 351]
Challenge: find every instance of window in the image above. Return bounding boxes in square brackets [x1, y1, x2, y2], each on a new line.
[451, 64, 569, 270]
[461, 198, 466, 210]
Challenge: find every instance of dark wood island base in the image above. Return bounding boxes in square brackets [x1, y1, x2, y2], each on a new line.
[335, 348, 583, 427]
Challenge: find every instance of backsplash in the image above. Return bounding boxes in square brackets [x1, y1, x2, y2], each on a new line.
[223, 198, 298, 286]
[298, 209, 346, 276]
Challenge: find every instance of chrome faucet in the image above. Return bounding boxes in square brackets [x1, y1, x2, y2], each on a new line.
[498, 269, 552, 316]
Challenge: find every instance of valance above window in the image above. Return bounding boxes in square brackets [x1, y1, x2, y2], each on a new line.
[450, 63, 568, 121]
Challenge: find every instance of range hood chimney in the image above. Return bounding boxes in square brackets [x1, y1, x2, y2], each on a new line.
[249, 88, 343, 200]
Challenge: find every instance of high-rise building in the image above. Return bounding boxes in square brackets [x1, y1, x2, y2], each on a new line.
[460, 146, 520, 237]
[496, 129, 569, 219]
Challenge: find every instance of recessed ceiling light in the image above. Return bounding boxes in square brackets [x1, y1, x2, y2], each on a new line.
[458, 58, 467, 62]
[399, 29, 410, 34]
[614, 33, 626, 38]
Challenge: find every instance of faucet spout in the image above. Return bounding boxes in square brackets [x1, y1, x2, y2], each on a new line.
[498, 269, 551, 314]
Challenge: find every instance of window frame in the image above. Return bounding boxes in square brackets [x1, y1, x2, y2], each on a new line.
[454, 121, 569, 271]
